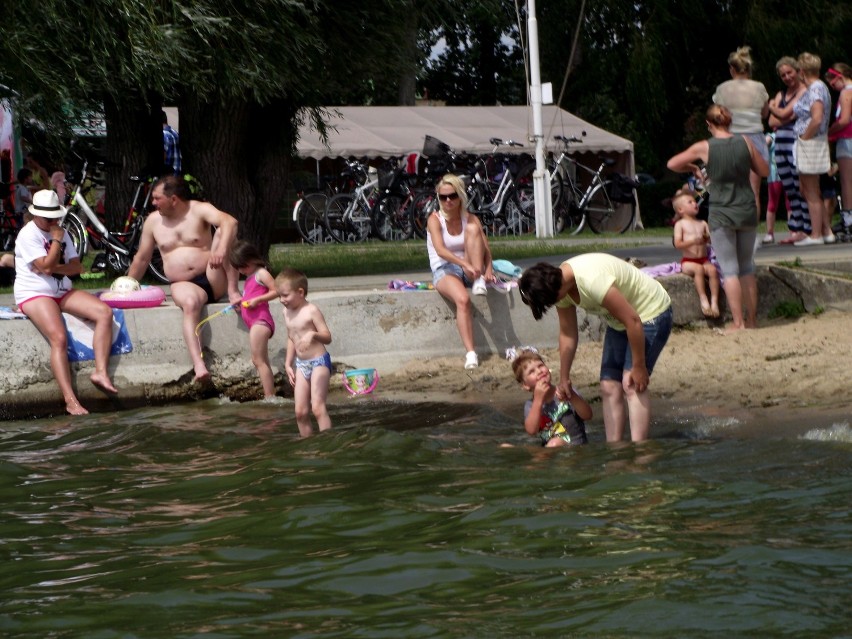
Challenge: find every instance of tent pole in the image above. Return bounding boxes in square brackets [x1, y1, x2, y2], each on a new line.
[527, 0, 553, 238]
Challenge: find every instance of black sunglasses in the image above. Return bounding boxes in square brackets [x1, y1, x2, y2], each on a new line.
[438, 192, 459, 202]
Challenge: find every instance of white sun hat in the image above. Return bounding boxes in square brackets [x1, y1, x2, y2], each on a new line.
[28, 189, 67, 219]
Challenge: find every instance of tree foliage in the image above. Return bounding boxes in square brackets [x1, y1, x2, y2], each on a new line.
[1, 0, 850, 249]
[423, 0, 851, 174]
[0, 0, 438, 249]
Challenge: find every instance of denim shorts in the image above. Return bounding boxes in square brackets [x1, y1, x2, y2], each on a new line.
[600, 307, 673, 381]
[432, 262, 472, 288]
[836, 138, 852, 160]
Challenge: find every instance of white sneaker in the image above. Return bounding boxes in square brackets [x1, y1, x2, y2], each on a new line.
[793, 236, 824, 247]
[762, 233, 775, 244]
[472, 277, 487, 296]
[464, 351, 479, 369]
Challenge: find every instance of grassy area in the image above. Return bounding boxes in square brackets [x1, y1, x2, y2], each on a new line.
[15, 224, 800, 294]
[1, 230, 669, 295]
[270, 229, 674, 278]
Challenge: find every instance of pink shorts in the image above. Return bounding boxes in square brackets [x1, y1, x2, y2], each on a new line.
[19, 291, 72, 312]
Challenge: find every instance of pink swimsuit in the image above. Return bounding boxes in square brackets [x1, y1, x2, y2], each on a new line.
[240, 273, 275, 335]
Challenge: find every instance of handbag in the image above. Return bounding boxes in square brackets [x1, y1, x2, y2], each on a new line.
[793, 135, 830, 175]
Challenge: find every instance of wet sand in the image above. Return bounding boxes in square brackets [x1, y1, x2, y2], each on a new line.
[365, 309, 852, 436]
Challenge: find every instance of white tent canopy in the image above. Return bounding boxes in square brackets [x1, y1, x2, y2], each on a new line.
[296, 105, 634, 174]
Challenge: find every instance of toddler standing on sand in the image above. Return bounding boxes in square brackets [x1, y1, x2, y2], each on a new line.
[672, 190, 721, 318]
[512, 349, 592, 447]
[276, 268, 333, 437]
[229, 241, 278, 399]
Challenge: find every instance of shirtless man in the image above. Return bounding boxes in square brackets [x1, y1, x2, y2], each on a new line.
[128, 175, 241, 382]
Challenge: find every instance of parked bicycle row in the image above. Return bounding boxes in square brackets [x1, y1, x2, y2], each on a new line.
[292, 134, 640, 244]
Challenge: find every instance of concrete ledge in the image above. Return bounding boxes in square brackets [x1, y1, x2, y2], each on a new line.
[3, 264, 851, 420]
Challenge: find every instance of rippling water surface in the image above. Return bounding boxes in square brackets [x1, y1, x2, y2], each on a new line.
[1, 399, 850, 638]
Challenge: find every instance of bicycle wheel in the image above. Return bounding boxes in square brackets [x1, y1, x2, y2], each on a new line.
[348, 197, 373, 243]
[62, 209, 89, 256]
[295, 193, 330, 244]
[372, 193, 414, 241]
[584, 181, 635, 234]
[500, 191, 534, 237]
[146, 248, 168, 284]
[325, 193, 371, 243]
[324, 194, 352, 243]
[410, 191, 437, 239]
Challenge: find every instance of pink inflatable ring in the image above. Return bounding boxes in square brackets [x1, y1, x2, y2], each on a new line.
[100, 285, 167, 309]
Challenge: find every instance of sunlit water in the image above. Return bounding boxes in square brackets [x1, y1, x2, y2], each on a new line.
[1, 398, 850, 638]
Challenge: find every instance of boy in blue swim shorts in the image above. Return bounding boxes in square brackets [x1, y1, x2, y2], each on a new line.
[276, 267, 333, 437]
[512, 349, 593, 447]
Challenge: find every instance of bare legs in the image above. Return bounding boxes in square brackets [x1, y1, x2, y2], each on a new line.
[435, 276, 474, 353]
[249, 324, 275, 398]
[293, 366, 331, 437]
[681, 261, 720, 317]
[171, 281, 215, 382]
[22, 291, 117, 415]
[839, 157, 852, 211]
[600, 379, 651, 442]
[799, 174, 830, 240]
[433, 216, 489, 356]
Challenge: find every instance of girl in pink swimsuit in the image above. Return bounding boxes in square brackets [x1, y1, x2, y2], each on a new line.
[229, 241, 278, 399]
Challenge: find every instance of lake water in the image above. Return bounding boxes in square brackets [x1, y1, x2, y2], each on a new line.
[1, 398, 850, 638]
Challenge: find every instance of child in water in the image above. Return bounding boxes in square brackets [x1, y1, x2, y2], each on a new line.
[276, 267, 333, 437]
[229, 241, 278, 398]
[672, 189, 720, 318]
[512, 349, 592, 447]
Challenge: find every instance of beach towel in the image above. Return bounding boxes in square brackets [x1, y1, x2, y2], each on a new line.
[0, 306, 27, 320]
[64, 309, 133, 362]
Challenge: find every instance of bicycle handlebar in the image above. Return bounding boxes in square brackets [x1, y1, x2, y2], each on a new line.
[488, 137, 524, 148]
[554, 132, 586, 145]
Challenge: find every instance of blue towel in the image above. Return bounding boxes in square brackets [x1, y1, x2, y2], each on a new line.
[64, 309, 133, 362]
[492, 259, 522, 281]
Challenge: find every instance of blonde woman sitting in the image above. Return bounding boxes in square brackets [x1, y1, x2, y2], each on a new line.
[425, 174, 496, 369]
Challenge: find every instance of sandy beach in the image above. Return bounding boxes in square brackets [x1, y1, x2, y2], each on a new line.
[370, 309, 852, 431]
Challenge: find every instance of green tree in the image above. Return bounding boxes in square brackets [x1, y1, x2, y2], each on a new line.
[0, 0, 431, 251]
[420, 1, 526, 106]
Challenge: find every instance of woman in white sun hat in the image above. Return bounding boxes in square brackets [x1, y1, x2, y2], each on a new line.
[14, 189, 117, 415]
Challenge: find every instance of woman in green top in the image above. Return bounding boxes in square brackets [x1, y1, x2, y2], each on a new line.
[519, 253, 672, 443]
[667, 104, 769, 332]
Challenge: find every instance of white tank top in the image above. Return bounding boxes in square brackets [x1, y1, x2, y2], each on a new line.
[426, 212, 467, 271]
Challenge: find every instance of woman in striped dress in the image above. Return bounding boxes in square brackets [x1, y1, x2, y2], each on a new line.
[768, 56, 809, 243]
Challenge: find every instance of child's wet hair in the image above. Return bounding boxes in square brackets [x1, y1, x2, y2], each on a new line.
[512, 349, 545, 383]
[229, 239, 270, 270]
[671, 189, 695, 212]
[275, 267, 308, 295]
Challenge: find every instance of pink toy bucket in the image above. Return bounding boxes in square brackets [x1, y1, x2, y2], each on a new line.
[342, 368, 379, 396]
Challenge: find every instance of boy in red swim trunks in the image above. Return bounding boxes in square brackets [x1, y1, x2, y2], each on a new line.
[672, 190, 720, 318]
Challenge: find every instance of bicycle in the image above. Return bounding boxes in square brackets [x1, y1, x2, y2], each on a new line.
[535, 134, 637, 235]
[323, 158, 379, 243]
[409, 138, 532, 238]
[466, 138, 532, 237]
[61, 157, 168, 283]
[292, 160, 371, 244]
[370, 158, 417, 241]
